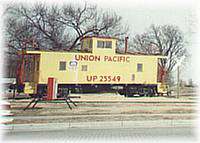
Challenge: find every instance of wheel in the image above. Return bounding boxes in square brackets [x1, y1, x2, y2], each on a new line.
[118, 89, 125, 95]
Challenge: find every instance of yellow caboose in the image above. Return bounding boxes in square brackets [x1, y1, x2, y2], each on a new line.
[17, 36, 167, 97]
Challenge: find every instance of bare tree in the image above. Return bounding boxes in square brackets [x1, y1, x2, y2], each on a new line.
[4, 2, 129, 77]
[60, 3, 129, 49]
[5, 4, 72, 51]
[132, 25, 186, 75]
[5, 2, 128, 51]
[4, 7, 35, 77]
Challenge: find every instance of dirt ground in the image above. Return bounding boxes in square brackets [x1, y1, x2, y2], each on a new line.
[6, 93, 197, 124]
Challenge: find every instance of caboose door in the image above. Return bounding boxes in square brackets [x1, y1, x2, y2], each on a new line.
[23, 54, 40, 94]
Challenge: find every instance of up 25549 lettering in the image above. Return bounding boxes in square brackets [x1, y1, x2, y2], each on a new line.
[86, 75, 121, 82]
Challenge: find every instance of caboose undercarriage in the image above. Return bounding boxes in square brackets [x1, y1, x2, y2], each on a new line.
[35, 83, 159, 97]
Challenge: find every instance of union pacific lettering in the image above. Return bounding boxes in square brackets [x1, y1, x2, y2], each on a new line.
[75, 55, 130, 63]
[75, 55, 100, 61]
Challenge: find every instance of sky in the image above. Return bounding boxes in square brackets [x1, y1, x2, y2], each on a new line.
[1, 0, 200, 84]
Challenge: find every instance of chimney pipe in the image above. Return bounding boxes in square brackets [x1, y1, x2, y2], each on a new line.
[125, 36, 129, 53]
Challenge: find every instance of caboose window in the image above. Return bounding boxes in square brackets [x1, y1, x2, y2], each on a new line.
[81, 65, 88, 71]
[137, 63, 143, 72]
[81, 39, 93, 51]
[131, 74, 135, 81]
[105, 41, 112, 48]
[84, 39, 92, 49]
[59, 61, 66, 71]
[89, 39, 93, 49]
[97, 40, 104, 48]
[36, 61, 39, 71]
[97, 40, 112, 49]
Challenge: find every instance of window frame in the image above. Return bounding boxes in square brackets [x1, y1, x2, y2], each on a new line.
[137, 63, 143, 72]
[59, 61, 66, 71]
[97, 40, 104, 48]
[81, 39, 93, 51]
[97, 40, 112, 49]
[36, 61, 40, 71]
[81, 65, 88, 71]
[105, 41, 112, 49]
[131, 74, 135, 81]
